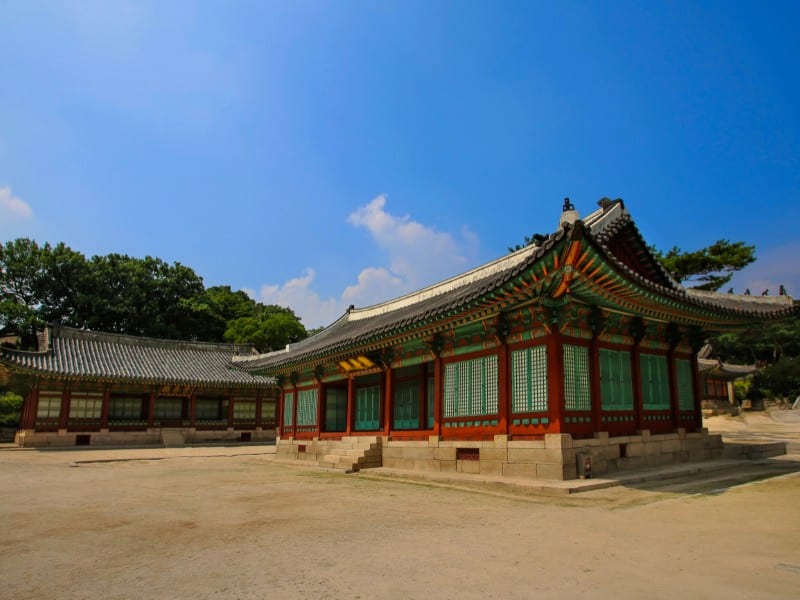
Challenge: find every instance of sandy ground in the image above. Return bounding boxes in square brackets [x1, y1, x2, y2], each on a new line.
[1, 437, 798, 600]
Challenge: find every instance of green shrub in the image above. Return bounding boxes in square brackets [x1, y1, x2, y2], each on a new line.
[0, 391, 23, 427]
[748, 358, 800, 401]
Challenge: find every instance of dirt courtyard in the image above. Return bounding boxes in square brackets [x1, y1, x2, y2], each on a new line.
[1, 447, 798, 599]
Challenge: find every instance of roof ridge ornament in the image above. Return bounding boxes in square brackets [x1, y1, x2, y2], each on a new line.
[559, 197, 579, 228]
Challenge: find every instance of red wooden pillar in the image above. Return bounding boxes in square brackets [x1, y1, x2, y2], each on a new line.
[100, 387, 110, 430]
[276, 388, 284, 436]
[20, 387, 39, 430]
[497, 341, 510, 435]
[691, 355, 703, 432]
[631, 343, 644, 431]
[547, 330, 565, 432]
[346, 376, 354, 435]
[147, 392, 156, 428]
[433, 356, 443, 436]
[590, 335, 602, 431]
[419, 362, 428, 429]
[383, 367, 394, 435]
[58, 389, 70, 430]
[189, 391, 197, 428]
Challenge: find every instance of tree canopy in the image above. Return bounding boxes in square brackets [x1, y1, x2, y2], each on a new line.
[651, 239, 756, 291]
[0, 238, 311, 352]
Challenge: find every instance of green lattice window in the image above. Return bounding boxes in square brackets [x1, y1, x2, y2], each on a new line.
[69, 393, 103, 419]
[325, 388, 347, 432]
[394, 380, 420, 429]
[444, 355, 498, 418]
[109, 396, 143, 420]
[511, 345, 548, 413]
[296, 389, 318, 426]
[599, 348, 633, 410]
[563, 344, 590, 411]
[641, 353, 670, 410]
[355, 385, 381, 430]
[196, 398, 223, 420]
[233, 401, 256, 420]
[37, 393, 62, 418]
[676, 359, 695, 410]
[154, 398, 183, 419]
[261, 401, 276, 422]
[283, 392, 294, 426]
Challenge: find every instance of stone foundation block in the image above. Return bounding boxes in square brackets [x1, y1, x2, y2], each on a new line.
[458, 460, 480, 474]
[493, 434, 509, 448]
[507, 440, 545, 449]
[438, 460, 457, 472]
[479, 447, 508, 461]
[433, 447, 456, 461]
[414, 460, 439, 471]
[537, 463, 565, 480]
[507, 447, 564, 464]
[502, 463, 538, 478]
[660, 439, 681, 453]
[402, 447, 434, 460]
[428, 435, 441, 447]
[479, 460, 503, 476]
[625, 442, 645, 457]
[545, 433, 573, 449]
[382, 447, 403, 459]
[602, 444, 621, 460]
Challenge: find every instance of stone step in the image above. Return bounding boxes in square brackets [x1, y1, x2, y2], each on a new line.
[161, 431, 185, 448]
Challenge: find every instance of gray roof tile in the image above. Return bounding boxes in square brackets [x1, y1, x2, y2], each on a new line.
[0, 326, 275, 388]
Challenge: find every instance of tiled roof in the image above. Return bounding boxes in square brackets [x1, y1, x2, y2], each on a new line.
[235, 200, 796, 373]
[698, 358, 757, 378]
[0, 326, 275, 388]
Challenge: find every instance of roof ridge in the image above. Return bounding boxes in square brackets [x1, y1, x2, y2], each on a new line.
[52, 325, 256, 355]
[347, 204, 610, 323]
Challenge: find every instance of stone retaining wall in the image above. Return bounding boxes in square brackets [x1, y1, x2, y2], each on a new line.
[383, 429, 724, 480]
[14, 427, 276, 447]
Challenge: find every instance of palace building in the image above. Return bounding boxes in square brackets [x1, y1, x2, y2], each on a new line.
[232, 199, 795, 479]
[1, 327, 277, 447]
[1, 199, 794, 479]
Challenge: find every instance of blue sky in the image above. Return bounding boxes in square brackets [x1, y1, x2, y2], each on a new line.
[2, 1, 798, 328]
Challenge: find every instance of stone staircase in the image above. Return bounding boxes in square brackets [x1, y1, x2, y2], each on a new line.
[275, 436, 383, 473]
[161, 430, 185, 448]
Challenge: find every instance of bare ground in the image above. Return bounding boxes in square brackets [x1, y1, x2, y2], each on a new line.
[1, 444, 799, 599]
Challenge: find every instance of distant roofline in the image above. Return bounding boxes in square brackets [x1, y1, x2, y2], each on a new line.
[48, 324, 258, 355]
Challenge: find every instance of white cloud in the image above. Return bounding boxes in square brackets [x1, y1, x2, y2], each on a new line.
[347, 194, 479, 288]
[254, 269, 344, 328]
[729, 242, 800, 297]
[0, 186, 33, 220]
[253, 196, 481, 329]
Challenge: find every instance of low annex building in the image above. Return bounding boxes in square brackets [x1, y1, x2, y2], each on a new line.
[234, 199, 796, 479]
[1, 326, 277, 447]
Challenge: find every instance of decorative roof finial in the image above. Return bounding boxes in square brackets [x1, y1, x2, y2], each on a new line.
[559, 197, 579, 228]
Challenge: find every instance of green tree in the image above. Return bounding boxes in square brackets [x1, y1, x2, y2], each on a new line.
[188, 286, 258, 342]
[79, 254, 208, 339]
[224, 305, 307, 352]
[0, 391, 23, 427]
[652, 239, 756, 291]
[0, 239, 90, 344]
[508, 233, 547, 253]
[747, 357, 800, 401]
